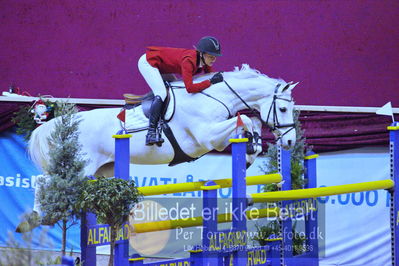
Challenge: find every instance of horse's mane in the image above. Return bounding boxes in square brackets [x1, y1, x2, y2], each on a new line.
[224, 64, 285, 84]
[189, 64, 285, 84]
[178, 64, 282, 85]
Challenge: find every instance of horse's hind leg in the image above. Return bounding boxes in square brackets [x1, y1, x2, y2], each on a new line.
[32, 162, 114, 217]
[94, 162, 115, 178]
[16, 174, 51, 232]
[81, 154, 114, 177]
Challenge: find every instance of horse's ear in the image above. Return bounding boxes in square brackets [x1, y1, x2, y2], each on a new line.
[283, 81, 299, 92]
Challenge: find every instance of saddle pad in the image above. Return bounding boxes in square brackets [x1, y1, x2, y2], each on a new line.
[124, 90, 175, 131]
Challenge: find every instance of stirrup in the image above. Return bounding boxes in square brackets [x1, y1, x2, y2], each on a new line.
[146, 133, 164, 146]
[146, 129, 161, 145]
[145, 133, 156, 146]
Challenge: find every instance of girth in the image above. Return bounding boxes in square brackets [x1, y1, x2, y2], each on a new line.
[162, 123, 198, 166]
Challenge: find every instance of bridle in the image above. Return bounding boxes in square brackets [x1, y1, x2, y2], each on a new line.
[223, 80, 295, 140]
[169, 78, 296, 141]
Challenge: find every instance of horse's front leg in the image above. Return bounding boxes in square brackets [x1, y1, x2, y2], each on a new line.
[199, 115, 256, 151]
[245, 117, 263, 167]
[197, 115, 263, 168]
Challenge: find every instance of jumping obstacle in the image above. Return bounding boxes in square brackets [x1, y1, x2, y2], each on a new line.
[81, 133, 287, 265]
[80, 122, 399, 265]
[251, 180, 394, 202]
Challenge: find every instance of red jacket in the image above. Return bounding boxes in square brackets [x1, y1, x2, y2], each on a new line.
[146, 47, 213, 93]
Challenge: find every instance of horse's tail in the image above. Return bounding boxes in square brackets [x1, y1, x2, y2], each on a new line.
[28, 119, 55, 172]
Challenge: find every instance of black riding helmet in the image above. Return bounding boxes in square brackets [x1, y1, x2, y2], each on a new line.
[196, 36, 222, 57]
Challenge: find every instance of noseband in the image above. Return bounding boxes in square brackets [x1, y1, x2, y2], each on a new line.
[223, 81, 295, 140]
[265, 84, 296, 140]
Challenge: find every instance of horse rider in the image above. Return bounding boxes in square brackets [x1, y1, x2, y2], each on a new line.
[138, 36, 224, 146]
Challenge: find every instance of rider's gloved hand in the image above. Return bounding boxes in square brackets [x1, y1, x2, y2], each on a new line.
[210, 72, 224, 85]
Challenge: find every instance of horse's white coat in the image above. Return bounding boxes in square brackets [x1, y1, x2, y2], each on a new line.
[29, 64, 296, 213]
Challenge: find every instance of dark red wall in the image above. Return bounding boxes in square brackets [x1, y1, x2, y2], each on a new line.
[1, 0, 398, 107]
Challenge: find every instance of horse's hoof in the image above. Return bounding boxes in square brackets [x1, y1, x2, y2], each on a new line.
[15, 211, 41, 233]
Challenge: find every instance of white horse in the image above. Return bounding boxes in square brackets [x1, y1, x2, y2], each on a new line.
[22, 64, 297, 227]
[29, 64, 297, 175]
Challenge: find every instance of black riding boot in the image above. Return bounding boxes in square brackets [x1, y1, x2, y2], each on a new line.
[146, 95, 165, 146]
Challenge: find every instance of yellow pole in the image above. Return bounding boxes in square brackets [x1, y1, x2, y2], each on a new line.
[137, 174, 281, 196]
[131, 207, 280, 233]
[251, 179, 394, 202]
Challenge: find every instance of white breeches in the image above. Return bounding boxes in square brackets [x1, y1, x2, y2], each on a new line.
[138, 54, 168, 101]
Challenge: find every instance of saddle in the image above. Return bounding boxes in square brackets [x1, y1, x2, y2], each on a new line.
[123, 85, 197, 166]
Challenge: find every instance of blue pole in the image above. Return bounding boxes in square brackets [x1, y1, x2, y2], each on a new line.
[230, 137, 248, 265]
[113, 133, 132, 266]
[304, 152, 319, 264]
[388, 122, 399, 266]
[81, 211, 97, 266]
[279, 147, 292, 264]
[61, 256, 75, 266]
[113, 134, 131, 181]
[202, 180, 219, 265]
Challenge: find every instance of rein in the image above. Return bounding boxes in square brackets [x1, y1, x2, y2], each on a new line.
[167, 82, 233, 118]
[200, 91, 232, 118]
[223, 80, 295, 140]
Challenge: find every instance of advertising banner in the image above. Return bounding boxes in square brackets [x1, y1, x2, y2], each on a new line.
[0, 129, 392, 265]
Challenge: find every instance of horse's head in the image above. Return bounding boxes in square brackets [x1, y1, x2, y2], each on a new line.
[211, 64, 298, 149]
[260, 81, 298, 149]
